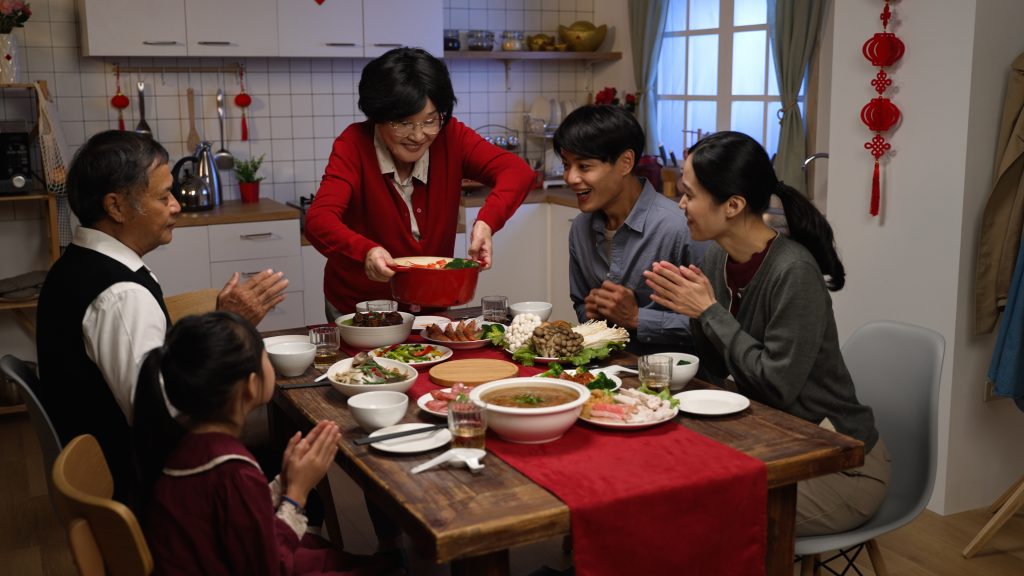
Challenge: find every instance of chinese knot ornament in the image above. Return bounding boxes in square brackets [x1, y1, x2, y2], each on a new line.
[860, 0, 904, 217]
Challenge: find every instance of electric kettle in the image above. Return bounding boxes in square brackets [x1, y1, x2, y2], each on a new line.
[172, 141, 222, 212]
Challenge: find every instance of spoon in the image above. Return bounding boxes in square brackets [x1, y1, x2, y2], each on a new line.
[135, 81, 151, 135]
[214, 89, 234, 170]
[185, 87, 200, 151]
[411, 448, 486, 474]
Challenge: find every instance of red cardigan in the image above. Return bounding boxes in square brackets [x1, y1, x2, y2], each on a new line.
[305, 117, 533, 312]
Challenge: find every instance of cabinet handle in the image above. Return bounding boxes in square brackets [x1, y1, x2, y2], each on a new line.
[143, 41, 179, 46]
[373, 43, 402, 47]
[239, 232, 274, 240]
[197, 41, 232, 46]
[241, 271, 263, 278]
[326, 42, 357, 47]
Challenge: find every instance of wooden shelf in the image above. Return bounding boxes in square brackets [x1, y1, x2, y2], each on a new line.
[0, 298, 37, 311]
[0, 192, 49, 202]
[444, 50, 621, 61]
[0, 404, 28, 416]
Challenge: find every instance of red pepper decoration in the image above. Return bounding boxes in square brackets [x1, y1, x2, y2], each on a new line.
[860, 0, 904, 217]
[110, 64, 130, 131]
[234, 66, 252, 141]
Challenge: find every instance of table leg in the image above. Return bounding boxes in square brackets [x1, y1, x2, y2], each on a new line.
[451, 549, 510, 576]
[765, 484, 797, 576]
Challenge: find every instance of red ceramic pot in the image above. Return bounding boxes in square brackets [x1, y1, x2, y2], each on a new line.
[390, 256, 480, 308]
[239, 181, 260, 203]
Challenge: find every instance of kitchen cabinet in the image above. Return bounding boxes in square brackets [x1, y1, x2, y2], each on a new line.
[547, 204, 578, 323]
[184, 0, 278, 57]
[145, 226, 212, 297]
[465, 203, 547, 310]
[363, 0, 442, 58]
[278, 0, 363, 58]
[302, 244, 327, 325]
[78, 0, 188, 57]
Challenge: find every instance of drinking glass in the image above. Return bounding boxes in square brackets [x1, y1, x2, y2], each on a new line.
[366, 300, 398, 313]
[309, 326, 341, 370]
[448, 397, 487, 449]
[639, 354, 672, 393]
[481, 295, 508, 323]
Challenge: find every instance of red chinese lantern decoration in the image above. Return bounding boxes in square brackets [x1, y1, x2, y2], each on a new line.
[860, 1, 904, 217]
[234, 66, 252, 141]
[110, 64, 130, 131]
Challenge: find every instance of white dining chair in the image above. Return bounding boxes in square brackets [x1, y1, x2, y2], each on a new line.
[795, 321, 945, 576]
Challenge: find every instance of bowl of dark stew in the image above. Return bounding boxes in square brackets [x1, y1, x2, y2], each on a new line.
[390, 256, 480, 308]
[470, 377, 590, 444]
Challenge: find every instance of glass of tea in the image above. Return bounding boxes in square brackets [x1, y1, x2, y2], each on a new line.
[639, 354, 671, 393]
[448, 395, 487, 449]
[480, 295, 508, 323]
[309, 325, 341, 370]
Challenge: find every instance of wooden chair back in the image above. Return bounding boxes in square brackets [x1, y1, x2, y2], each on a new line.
[163, 288, 219, 324]
[52, 434, 153, 576]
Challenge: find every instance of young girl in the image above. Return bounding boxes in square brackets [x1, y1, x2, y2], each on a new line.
[644, 131, 891, 536]
[136, 311, 383, 575]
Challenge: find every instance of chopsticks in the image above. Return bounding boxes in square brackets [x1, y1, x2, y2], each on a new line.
[354, 423, 447, 446]
[278, 380, 331, 390]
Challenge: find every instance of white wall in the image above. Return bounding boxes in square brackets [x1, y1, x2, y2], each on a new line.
[828, 0, 1024, 514]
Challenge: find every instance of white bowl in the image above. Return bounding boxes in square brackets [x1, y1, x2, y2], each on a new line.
[347, 390, 409, 432]
[267, 342, 316, 377]
[510, 301, 553, 322]
[470, 377, 590, 444]
[658, 352, 700, 391]
[326, 356, 418, 397]
[335, 311, 414, 349]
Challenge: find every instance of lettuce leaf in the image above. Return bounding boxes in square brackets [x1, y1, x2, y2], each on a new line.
[512, 345, 537, 366]
[560, 341, 626, 366]
[484, 323, 506, 347]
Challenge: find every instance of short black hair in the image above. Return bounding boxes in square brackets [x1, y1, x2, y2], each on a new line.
[552, 105, 645, 164]
[66, 130, 169, 226]
[358, 47, 457, 123]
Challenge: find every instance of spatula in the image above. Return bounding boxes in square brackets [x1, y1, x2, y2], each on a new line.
[135, 81, 152, 136]
[185, 87, 200, 151]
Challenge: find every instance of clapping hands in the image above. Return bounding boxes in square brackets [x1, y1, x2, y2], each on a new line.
[280, 420, 341, 507]
[217, 269, 288, 325]
[644, 261, 717, 319]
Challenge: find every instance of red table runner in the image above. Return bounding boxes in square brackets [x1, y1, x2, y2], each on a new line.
[357, 341, 767, 575]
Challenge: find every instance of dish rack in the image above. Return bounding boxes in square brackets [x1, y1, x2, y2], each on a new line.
[473, 124, 520, 153]
[522, 114, 564, 186]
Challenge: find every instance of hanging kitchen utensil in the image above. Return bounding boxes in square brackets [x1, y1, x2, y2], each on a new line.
[135, 81, 152, 136]
[110, 64, 129, 131]
[234, 66, 252, 141]
[185, 87, 200, 151]
[214, 89, 234, 170]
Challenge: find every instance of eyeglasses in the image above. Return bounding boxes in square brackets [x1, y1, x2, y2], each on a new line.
[387, 112, 444, 138]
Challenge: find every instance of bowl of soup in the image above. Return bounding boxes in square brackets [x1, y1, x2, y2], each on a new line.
[470, 377, 590, 444]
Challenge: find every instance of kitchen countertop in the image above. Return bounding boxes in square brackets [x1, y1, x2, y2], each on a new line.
[176, 198, 299, 228]
[460, 186, 578, 209]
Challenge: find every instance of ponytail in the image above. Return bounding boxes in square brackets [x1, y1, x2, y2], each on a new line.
[773, 181, 845, 291]
[133, 345, 186, 507]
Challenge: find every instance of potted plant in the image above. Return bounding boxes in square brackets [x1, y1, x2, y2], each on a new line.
[234, 154, 264, 204]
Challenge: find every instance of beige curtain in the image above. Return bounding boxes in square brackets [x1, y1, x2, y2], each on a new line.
[628, 0, 669, 154]
[768, 0, 823, 196]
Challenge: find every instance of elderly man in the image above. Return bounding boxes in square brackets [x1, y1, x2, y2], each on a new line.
[36, 131, 288, 506]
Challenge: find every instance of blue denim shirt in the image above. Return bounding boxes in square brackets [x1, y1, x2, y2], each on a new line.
[568, 180, 706, 352]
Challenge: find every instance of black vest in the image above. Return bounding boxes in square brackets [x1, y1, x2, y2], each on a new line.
[36, 243, 170, 506]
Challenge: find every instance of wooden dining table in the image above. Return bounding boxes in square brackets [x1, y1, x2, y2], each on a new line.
[266, 320, 863, 576]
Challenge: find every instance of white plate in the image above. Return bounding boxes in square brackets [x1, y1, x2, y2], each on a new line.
[368, 423, 452, 453]
[579, 406, 679, 429]
[503, 347, 560, 364]
[421, 319, 500, 350]
[413, 315, 450, 330]
[416, 388, 453, 418]
[370, 344, 454, 367]
[673, 390, 750, 416]
[263, 335, 309, 348]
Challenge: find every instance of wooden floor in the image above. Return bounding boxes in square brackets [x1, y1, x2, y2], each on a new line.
[2, 411, 1023, 576]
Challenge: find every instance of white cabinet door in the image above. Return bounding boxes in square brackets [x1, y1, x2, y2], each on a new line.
[208, 220, 300, 262]
[279, 0, 363, 57]
[144, 227, 212, 297]
[466, 203, 548, 309]
[79, 0, 187, 56]
[363, 0, 442, 58]
[548, 204, 578, 323]
[184, 0, 278, 56]
[256, 292, 305, 331]
[302, 245, 328, 325]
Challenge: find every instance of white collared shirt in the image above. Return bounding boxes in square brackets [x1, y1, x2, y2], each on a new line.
[75, 226, 169, 423]
[373, 126, 430, 240]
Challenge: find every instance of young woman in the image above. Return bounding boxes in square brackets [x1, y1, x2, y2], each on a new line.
[136, 311, 384, 574]
[643, 131, 891, 536]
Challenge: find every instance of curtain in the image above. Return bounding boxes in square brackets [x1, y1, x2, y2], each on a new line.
[768, 0, 823, 196]
[628, 0, 669, 154]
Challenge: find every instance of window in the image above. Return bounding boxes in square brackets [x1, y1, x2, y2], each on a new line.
[656, 0, 805, 159]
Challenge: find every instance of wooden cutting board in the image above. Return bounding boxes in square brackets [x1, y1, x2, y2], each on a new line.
[429, 359, 519, 388]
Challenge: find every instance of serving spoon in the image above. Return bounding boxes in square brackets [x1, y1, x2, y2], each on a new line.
[214, 89, 234, 170]
[135, 81, 152, 135]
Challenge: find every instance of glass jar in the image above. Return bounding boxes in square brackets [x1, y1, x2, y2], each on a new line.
[501, 31, 524, 52]
[444, 29, 460, 51]
[467, 30, 494, 52]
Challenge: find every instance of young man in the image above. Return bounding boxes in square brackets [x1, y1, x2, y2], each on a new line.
[554, 105, 705, 354]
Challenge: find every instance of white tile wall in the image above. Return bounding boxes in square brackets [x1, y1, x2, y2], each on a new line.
[0, 0, 600, 228]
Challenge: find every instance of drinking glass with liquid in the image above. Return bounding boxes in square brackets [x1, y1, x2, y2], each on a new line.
[639, 354, 671, 393]
[481, 295, 508, 323]
[309, 325, 341, 370]
[448, 395, 487, 449]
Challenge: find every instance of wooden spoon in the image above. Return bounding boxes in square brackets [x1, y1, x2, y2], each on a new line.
[185, 87, 200, 151]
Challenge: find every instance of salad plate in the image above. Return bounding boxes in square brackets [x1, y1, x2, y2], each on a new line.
[371, 343, 453, 367]
[537, 367, 622, 391]
[367, 423, 452, 454]
[578, 406, 679, 430]
[673, 390, 750, 416]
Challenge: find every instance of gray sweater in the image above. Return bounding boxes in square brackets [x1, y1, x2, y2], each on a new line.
[693, 236, 878, 451]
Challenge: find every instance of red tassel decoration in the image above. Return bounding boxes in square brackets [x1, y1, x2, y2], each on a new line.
[234, 66, 252, 141]
[110, 64, 130, 131]
[871, 161, 880, 216]
[859, 0, 903, 218]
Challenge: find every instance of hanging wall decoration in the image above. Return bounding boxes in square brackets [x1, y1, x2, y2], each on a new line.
[110, 64, 130, 131]
[860, 0, 904, 217]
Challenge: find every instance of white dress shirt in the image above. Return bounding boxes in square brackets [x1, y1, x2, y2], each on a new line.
[374, 127, 430, 240]
[75, 226, 168, 423]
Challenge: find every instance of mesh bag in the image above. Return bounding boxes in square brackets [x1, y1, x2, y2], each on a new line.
[34, 82, 73, 247]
